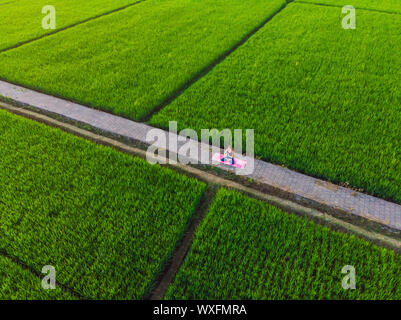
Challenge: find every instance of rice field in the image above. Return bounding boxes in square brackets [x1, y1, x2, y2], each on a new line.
[0, 0, 285, 120]
[166, 189, 401, 299]
[1, 0, 400, 300]
[0, 108, 205, 299]
[294, 0, 401, 14]
[0, 255, 75, 299]
[151, 3, 401, 204]
[0, 0, 136, 50]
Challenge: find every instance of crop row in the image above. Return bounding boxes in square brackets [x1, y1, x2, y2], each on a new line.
[0, 109, 206, 299]
[166, 188, 401, 299]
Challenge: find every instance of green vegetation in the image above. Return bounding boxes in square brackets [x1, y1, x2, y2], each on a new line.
[0, 255, 75, 299]
[294, 0, 401, 14]
[0, 0, 286, 120]
[167, 189, 401, 299]
[2, 0, 401, 300]
[0, 0, 137, 50]
[0, 109, 206, 299]
[151, 3, 401, 203]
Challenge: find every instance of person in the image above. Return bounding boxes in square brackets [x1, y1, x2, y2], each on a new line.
[222, 146, 235, 165]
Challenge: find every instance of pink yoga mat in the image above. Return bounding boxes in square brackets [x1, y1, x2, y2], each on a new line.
[212, 153, 247, 169]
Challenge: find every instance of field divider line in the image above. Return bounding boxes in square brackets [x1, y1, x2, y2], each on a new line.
[295, 0, 401, 16]
[0, 1, 16, 6]
[0, 248, 87, 299]
[0, 0, 145, 54]
[139, 0, 293, 122]
[148, 185, 218, 300]
[1, 101, 401, 254]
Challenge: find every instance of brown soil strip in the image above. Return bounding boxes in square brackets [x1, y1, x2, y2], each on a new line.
[148, 185, 218, 300]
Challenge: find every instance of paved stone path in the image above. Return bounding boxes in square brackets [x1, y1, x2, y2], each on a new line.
[1, 80, 401, 230]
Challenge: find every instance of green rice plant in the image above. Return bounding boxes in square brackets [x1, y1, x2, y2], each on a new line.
[0, 0, 137, 50]
[0, 0, 286, 120]
[294, 0, 401, 14]
[166, 188, 401, 299]
[0, 255, 75, 299]
[0, 109, 206, 299]
[151, 3, 401, 203]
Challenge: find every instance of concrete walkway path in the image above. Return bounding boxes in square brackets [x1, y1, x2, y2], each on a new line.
[1, 80, 401, 231]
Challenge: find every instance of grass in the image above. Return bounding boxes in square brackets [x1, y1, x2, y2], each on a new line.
[0, 0, 137, 51]
[294, 0, 401, 14]
[151, 3, 401, 204]
[0, 255, 75, 299]
[166, 188, 401, 299]
[0, 108, 206, 299]
[0, 0, 286, 120]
